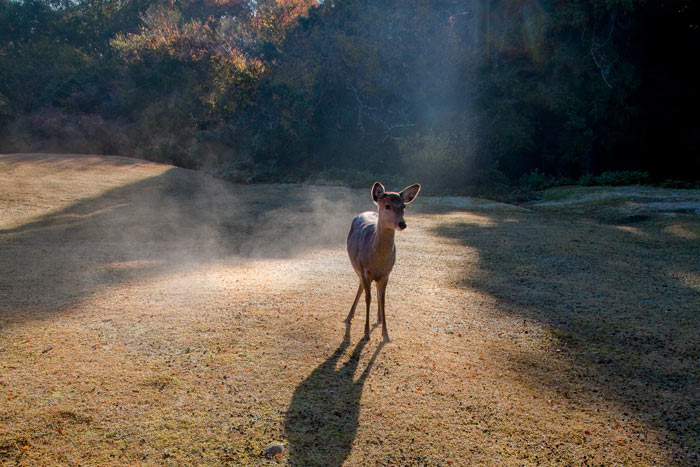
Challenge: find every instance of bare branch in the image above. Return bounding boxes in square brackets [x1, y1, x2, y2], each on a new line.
[346, 84, 366, 137]
[590, 11, 617, 88]
[345, 86, 414, 142]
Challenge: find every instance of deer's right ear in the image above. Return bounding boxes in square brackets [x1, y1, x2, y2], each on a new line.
[400, 183, 421, 204]
[371, 182, 385, 203]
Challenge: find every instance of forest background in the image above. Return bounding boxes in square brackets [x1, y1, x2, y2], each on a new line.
[1, 0, 698, 197]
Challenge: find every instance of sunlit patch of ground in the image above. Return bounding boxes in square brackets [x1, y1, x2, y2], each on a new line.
[1, 154, 698, 465]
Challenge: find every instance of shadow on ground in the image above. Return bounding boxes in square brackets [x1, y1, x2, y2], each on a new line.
[0, 165, 361, 322]
[284, 325, 383, 466]
[433, 207, 700, 462]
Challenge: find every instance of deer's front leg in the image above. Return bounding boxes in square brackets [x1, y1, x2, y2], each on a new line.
[376, 282, 383, 325]
[377, 277, 390, 342]
[362, 275, 372, 341]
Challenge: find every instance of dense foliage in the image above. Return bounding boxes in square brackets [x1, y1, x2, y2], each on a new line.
[1, 0, 698, 194]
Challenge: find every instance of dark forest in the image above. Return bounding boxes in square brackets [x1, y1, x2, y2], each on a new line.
[1, 0, 698, 195]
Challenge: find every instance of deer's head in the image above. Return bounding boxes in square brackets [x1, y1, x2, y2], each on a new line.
[372, 182, 421, 231]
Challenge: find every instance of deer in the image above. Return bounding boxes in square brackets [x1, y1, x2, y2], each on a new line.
[345, 181, 421, 342]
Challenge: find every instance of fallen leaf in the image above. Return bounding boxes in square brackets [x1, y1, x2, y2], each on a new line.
[58, 429, 65, 435]
[416, 386, 422, 391]
[7, 395, 13, 400]
[22, 445, 29, 450]
[584, 430, 591, 435]
[616, 440, 625, 445]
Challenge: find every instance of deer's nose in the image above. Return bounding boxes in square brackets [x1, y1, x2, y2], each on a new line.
[398, 221, 407, 230]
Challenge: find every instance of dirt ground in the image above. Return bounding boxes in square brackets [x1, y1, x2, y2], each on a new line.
[1, 154, 698, 466]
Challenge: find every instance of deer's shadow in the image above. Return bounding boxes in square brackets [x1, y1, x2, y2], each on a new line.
[284, 325, 383, 466]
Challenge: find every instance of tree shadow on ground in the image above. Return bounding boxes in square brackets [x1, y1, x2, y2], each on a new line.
[433, 208, 700, 463]
[284, 325, 384, 466]
[0, 163, 362, 323]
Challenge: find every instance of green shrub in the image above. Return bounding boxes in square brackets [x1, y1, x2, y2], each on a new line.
[464, 164, 513, 199]
[0, 93, 10, 118]
[659, 179, 698, 189]
[577, 171, 651, 186]
[578, 174, 596, 186]
[307, 167, 410, 190]
[519, 169, 557, 191]
[135, 137, 199, 169]
[596, 171, 651, 186]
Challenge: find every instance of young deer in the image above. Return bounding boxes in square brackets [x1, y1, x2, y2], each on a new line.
[345, 182, 421, 342]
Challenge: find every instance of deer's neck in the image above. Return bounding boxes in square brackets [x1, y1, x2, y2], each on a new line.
[372, 222, 395, 256]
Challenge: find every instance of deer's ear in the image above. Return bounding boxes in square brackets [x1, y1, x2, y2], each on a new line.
[400, 184, 421, 204]
[371, 182, 385, 203]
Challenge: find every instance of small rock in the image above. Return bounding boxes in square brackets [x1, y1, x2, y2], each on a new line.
[263, 443, 286, 458]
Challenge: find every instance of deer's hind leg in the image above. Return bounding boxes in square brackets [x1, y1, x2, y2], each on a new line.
[345, 281, 363, 323]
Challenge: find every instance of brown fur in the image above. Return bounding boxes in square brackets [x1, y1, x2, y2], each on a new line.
[345, 182, 420, 341]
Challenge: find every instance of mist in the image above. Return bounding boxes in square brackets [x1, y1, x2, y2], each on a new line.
[0, 155, 369, 319]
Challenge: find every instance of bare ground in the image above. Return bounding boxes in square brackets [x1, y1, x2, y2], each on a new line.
[1, 154, 698, 466]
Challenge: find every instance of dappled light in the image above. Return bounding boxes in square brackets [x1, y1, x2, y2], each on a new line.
[431, 206, 700, 464]
[612, 225, 648, 238]
[669, 270, 700, 293]
[665, 223, 700, 240]
[0, 154, 173, 229]
[438, 211, 497, 227]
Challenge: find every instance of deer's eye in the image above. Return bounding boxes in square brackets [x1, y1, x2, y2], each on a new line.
[385, 205, 391, 210]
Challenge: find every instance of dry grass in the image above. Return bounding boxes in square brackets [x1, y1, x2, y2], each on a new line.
[1, 154, 698, 466]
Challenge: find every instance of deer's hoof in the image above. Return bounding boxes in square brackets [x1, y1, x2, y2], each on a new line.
[382, 335, 391, 343]
[363, 334, 370, 342]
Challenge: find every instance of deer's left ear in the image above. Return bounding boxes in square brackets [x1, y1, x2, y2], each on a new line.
[400, 184, 421, 204]
[371, 182, 386, 203]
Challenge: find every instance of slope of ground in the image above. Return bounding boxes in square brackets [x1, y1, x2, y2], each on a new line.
[1, 154, 698, 465]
